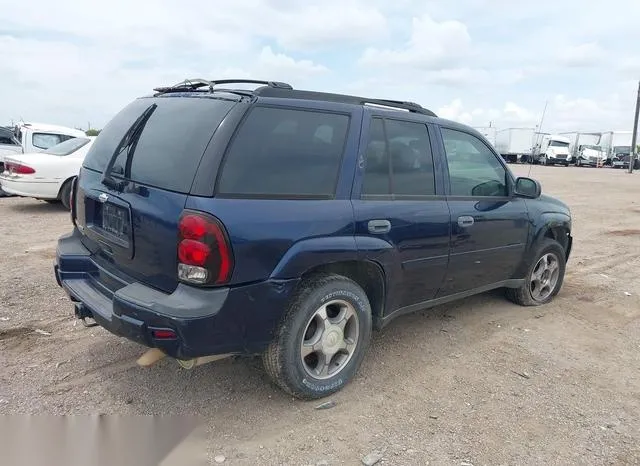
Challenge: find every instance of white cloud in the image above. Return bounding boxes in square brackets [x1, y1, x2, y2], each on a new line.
[267, 4, 389, 50]
[556, 42, 605, 68]
[435, 86, 637, 133]
[437, 99, 474, 124]
[0, 0, 638, 135]
[359, 14, 470, 69]
[257, 47, 328, 76]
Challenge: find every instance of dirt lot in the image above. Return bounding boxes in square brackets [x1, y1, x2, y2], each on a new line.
[1, 165, 640, 465]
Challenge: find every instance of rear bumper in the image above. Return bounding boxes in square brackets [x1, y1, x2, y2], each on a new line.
[0, 177, 60, 199]
[54, 229, 299, 359]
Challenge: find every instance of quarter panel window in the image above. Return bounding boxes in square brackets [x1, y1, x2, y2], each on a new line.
[218, 107, 350, 198]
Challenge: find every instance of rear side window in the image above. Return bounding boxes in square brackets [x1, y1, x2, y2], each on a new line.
[33, 133, 67, 150]
[83, 97, 235, 193]
[362, 118, 436, 197]
[44, 137, 89, 155]
[217, 107, 350, 198]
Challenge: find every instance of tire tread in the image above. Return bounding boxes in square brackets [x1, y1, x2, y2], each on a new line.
[262, 273, 370, 400]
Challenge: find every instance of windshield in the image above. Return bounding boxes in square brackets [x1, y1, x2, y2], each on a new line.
[582, 145, 601, 151]
[44, 137, 90, 155]
[614, 146, 631, 154]
[549, 140, 570, 148]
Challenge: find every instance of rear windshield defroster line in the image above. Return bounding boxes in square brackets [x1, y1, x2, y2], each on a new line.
[83, 96, 236, 194]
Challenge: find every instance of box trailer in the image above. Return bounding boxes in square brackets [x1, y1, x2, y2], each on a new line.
[495, 128, 535, 163]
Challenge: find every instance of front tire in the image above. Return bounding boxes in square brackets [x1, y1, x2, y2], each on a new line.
[506, 238, 566, 306]
[263, 273, 373, 400]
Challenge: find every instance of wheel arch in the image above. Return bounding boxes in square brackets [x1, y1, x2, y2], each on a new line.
[299, 260, 386, 329]
[514, 215, 571, 278]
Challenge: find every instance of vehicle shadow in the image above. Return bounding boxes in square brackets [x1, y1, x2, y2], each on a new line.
[90, 289, 514, 413]
[8, 200, 67, 214]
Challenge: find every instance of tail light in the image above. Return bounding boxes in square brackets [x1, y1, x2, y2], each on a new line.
[6, 162, 35, 174]
[177, 211, 234, 286]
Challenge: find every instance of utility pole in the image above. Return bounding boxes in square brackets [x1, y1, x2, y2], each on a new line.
[629, 80, 640, 174]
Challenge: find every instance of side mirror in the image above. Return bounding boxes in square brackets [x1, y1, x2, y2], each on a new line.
[514, 177, 541, 198]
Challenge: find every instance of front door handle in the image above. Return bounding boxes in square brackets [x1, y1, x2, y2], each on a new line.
[457, 216, 474, 228]
[368, 219, 391, 234]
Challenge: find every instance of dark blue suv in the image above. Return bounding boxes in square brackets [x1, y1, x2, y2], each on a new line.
[54, 79, 572, 399]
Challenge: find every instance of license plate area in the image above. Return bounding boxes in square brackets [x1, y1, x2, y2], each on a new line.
[90, 198, 133, 253]
[102, 203, 129, 238]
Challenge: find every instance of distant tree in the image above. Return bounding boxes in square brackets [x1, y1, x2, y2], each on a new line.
[85, 129, 101, 136]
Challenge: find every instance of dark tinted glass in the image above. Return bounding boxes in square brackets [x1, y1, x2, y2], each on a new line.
[441, 128, 508, 197]
[386, 120, 435, 196]
[83, 97, 235, 193]
[361, 118, 389, 195]
[217, 107, 349, 198]
[362, 118, 436, 197]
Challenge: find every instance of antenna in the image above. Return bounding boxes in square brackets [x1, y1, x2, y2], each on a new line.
[528, 100, 548, 177]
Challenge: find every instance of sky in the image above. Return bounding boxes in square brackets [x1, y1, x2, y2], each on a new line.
[1, 0, 639, 134]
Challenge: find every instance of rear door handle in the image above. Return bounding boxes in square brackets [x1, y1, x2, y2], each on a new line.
[368, 219, 391, 234]
[457, 216, 474, 228]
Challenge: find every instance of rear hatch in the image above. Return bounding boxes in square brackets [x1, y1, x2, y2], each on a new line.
[74, 94, 237, 293]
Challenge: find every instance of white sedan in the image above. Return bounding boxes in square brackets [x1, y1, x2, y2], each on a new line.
[0, 136, 95, 209]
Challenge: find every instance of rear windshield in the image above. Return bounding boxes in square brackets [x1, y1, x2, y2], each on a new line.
[44, 137, 90, 155]
[83, 96, 235, 193]
[217, 106, 350, 198]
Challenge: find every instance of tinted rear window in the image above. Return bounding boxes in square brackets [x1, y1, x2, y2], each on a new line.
[217, 107, 350, 198]
[83, 96, 235, 193]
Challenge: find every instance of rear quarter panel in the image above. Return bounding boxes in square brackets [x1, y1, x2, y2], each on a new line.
[184, 198, 356, 284]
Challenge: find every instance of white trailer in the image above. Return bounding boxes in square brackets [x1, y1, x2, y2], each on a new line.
[473, 126, 497, 147]
[495, 127, 535, 163]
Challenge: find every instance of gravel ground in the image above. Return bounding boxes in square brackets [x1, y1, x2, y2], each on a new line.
[1, 165, 640, 465]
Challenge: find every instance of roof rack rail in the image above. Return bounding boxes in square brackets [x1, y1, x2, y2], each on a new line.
[151, 79, 436, 116]
[153, 78, 293, 94]
[362, 98, 435, 116]
[252, 87, 436, 116]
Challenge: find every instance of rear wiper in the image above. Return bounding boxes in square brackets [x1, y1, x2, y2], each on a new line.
[101, 103, 157, 190]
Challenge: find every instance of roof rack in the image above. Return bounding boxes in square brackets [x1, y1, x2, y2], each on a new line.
[253, 87, 437, 116]
[153, 78, 293, 94]
[152, 78, 436, 116]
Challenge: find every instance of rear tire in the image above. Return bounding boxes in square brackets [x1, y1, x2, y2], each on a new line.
[506, 238, 566, 306]
[59, 180, 72, 210]
[262, 273, 372, 400]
